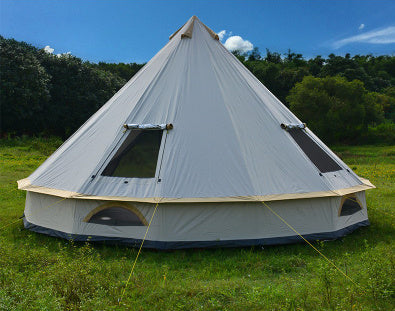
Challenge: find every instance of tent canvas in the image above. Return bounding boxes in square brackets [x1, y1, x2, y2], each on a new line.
[18, 16, 374, 249]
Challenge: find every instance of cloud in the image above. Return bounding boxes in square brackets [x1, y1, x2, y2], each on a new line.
[333, 26, 395, 49]
[56, 52, 71, 58]
[217, 30, 226, 41]
[217, 30, 253, 53]
[359, 24, 365, 30]
[43, 45, 71, 57]
[224, 35, 253, 53]
[43, 45, 54, 54]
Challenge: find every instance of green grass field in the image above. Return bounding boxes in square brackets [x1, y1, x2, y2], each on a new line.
[0, 137, 393, 310]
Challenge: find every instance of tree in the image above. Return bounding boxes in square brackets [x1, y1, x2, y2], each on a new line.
[40, 54, 126, 137]
[0, 36, 50, 134]
[247, 47, 261, 61]
[369, 88, 395, 122]
[287, 76, 384, 144]
[265, 49, 282, 64]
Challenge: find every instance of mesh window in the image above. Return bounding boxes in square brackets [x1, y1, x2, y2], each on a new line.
[102, 129, 163, 178]
[340, 197, 362, 216]
[87, 206, 145, 226]
[288, 129, 342, 173]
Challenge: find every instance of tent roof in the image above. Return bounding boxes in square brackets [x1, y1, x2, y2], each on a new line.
[18, 16, 374, 202]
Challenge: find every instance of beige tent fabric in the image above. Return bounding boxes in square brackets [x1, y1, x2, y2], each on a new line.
[181, 16, 195, 38]
[202, 23, 220, 40]
[169, 21, 187, 40]
[18, 178, 374, 203]
[169, 16, 219, 40]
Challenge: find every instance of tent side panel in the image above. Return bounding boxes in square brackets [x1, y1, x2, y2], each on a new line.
[24, 193, 368, 249]
[24, 191, 76, 234]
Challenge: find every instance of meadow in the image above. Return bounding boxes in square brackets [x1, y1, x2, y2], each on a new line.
[0, 137, 393, 310]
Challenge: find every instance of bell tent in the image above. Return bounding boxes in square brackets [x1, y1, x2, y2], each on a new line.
[18, 16, 374, 249]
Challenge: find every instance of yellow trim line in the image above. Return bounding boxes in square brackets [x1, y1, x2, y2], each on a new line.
[18, 178, 375, 203]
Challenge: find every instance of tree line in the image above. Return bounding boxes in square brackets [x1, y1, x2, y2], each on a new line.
[1, 36, 394, 144]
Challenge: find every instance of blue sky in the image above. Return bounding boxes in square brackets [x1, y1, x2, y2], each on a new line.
[1, 0, 394, 63]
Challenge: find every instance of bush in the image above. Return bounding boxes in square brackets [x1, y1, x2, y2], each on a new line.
[287, 76, 385, 144]
[360, 122, 395, 145]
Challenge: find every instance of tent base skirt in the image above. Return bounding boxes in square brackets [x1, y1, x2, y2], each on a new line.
[23, 218, 369, 250]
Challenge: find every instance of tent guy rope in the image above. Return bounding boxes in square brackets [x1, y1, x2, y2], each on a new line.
[261, 200, 363, 290]
[118, 201, 160, 305]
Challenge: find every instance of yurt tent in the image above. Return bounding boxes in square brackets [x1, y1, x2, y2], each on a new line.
[18, 16, 374, 249]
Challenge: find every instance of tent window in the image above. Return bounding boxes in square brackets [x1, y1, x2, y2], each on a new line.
[102, 129, 163, 178]
[339, 196, 362, 216]
[287, 129, 342, 173]
[86, 206, 146, 226]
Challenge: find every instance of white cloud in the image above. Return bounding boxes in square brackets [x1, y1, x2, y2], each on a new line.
[43, 45, 71, 57]
[56, 52, 71, 58]
[333, 26, 395, 49]
[224, 35, 253, 53]
[359, 24, 365, 30]
[217, 30, 226, 41]
[217, 30, 254, 53]
[43, 45, 54, 54]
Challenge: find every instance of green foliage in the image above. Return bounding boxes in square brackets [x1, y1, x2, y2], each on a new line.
[91, 62, 144, 81]
[0, 36, 126, 138]
[0, 37, 51, 134]
[362, 123, 395, 145]
[39, 53, 126, 137]
[1, 35, 395, 144]
[0, 139, 394, 310]
[287, 76, 386, 144]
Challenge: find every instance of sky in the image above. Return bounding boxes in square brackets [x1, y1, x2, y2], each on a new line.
[1, 0, 394, 63]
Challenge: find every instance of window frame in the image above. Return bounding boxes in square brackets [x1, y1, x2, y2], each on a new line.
[338, 195, 363, 217]
[99, 128, 168, 180]
[83, 202, 148, 226]
[286, 128, 342, 173]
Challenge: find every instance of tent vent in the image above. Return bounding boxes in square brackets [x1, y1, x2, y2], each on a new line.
[339, 196, 362, 216]
[123, 123, 173, 130]
[286, 128, 342, 173]
[281, 123, 306, 130]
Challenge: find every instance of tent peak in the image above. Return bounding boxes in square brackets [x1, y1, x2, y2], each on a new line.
[169, 16, 219, 41]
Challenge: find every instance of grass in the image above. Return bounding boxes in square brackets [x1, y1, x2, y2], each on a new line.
[0, 136, 394, 310]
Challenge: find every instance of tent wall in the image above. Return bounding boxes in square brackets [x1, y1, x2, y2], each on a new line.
[24, 191, 368, 248]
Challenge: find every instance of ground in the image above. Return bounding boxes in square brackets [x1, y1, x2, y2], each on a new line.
[0, 137, 393, 310]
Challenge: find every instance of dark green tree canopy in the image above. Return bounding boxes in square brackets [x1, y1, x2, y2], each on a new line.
[287, 76, 384, 144]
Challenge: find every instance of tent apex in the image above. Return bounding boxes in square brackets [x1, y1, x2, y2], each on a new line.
[169, 16, 219, 41]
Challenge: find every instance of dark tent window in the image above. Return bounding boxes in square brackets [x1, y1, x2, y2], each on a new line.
[86, 206, 146, 226]
[287, 129, 342, 173]
[102, 129, 163, 178]
[339, 196, 362, 216]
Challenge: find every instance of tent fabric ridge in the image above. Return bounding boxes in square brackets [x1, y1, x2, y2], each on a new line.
[181, 16, 195, 39]
[18, 178, 374, 203]
[169, 16, 219, 41]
